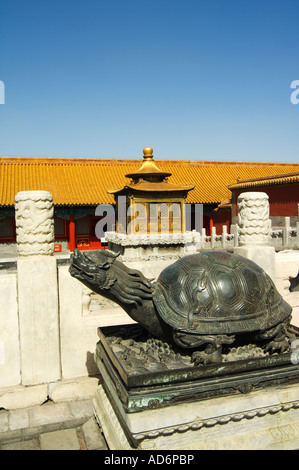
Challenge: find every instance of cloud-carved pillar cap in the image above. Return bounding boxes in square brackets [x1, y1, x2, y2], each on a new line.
[15, 190, 55, 255]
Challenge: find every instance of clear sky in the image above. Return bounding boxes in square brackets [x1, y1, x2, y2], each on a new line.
[1, 0, 299, 162]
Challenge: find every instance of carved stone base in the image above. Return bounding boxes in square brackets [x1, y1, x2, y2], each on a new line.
[94, 382, 299, 450]
[93, 325, 299, 450]
[105, 231, 200, 261]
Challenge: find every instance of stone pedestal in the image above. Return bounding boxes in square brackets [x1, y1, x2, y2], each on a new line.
[234, 245, 275, 281]
[0, 274, 20, 388]
[17, 256, 61, 385]
[15, 191, 60, 386]
[234, 192, 275, 280]
[93, 325, 299, 450]
[94, 383, 299, 450]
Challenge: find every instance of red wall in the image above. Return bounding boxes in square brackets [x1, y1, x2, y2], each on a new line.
[233, 183, 299, 217]
[211, 210, 231, 234]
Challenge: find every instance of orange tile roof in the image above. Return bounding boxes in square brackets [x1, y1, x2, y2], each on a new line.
[1, 156, 299, 206]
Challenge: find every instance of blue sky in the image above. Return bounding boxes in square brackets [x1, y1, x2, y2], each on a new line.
[1, 0, 299, 162]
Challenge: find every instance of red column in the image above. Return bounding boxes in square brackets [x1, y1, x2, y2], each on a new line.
[68, 214, 76, 252]
[209, 217, 214, 237]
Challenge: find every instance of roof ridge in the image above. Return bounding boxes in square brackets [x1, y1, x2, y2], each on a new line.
[228, 171, 299, 189]
[1, 156, 299, 166]
[236, 170, 299, 184]
[0, 157, 142, 164]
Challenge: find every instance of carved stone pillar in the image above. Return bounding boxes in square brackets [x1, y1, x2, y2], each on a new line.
[15, 191, 61, 385]
[15, 190, 54, 255]
[237, 192, 271, 246]
[234, 192, 275, 281]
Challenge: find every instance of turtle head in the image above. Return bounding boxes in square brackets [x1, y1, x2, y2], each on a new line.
[70, 248, 154, 309]
[69, 248, 118, 293]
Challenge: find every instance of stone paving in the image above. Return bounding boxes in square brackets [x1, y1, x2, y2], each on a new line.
[0, 398, 108, 450]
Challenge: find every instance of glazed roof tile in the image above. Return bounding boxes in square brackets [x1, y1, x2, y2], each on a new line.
[1, 156, 299, 206]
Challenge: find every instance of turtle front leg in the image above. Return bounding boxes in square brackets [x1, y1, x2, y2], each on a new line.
[258, 321, 291, 354]
[173, 330, 235, 365]
[191, 342, 222, 365]
[191, 334, 235, 366]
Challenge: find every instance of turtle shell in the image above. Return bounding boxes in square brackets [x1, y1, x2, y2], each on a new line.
[153, 251, 292, 335]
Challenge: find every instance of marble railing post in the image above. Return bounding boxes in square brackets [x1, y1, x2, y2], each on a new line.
[234, 192, 275, 280]
[15, 191, 61, 385]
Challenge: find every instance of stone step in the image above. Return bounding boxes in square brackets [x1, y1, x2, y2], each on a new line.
[0, 399, 107, 450]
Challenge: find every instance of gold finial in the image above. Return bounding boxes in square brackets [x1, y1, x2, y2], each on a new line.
[143, 147, 153, 158]
[125, 146, 171, 180]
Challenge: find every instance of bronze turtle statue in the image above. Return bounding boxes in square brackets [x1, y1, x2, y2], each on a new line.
[69, 249, 294, 364]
